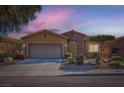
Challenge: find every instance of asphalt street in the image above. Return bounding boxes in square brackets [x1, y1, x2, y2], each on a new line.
[0, 75, 124, 87]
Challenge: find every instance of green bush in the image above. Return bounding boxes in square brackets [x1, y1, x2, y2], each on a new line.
[76, 54, 84, 65]
[92, 52, 99, 57]
[111, 61, 121, 68]
[64, 53, 72, 59]
[4, 57, 14, 65]
[9, 48, 24, 60]
[111, 55, 122, 62]
[67, 56, 75, 64]
[111, 55, 123, 68]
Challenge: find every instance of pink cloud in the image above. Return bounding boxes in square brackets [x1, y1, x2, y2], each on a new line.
[22, 8, 74, 33]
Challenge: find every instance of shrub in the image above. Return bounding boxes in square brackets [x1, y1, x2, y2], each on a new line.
[120, 63, 124, 67]
[67, 56, 75, 64]
[111, 61, 121, 68]
[64, 53, 72, 59]
[93, 53, 100, 60]
[92, 52, 99, 57]
[4, 57, 14, 65]
[111, 55, 123, 68]
[10, 50, 18, 59]
[111, 55, 122, 62]
[76, 54, 84, 65]
[9, 48, 24, 60]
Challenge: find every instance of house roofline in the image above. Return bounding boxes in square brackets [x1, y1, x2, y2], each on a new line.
[21, 29, 69, 40]
[116, 36, 124, 41]
[62, 29, 87, 37]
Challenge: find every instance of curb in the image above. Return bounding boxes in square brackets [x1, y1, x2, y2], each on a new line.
[61, 73, 124, 76]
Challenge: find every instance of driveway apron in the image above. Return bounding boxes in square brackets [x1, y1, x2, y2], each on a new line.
[0, 59, 64, 76]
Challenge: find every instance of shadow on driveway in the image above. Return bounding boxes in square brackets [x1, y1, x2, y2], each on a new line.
[16, 58, 62, 64]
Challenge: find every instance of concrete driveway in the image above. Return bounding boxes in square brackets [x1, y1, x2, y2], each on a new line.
[0, 58, 65, 76]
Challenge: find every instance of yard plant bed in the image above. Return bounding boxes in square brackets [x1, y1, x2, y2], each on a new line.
[60, 64, 96, 72]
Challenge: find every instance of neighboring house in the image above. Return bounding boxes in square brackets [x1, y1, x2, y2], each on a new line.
[0, 35, 17, 62]
[103, 36, 124, 59]
[22, 29, 101, 59]
[0, 35, 16, 55]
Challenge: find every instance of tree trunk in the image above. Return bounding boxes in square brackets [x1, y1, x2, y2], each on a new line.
[100, 42, 103, 54]
[100, 42, 103, 63]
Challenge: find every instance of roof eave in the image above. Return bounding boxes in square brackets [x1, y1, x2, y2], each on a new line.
[21, 29, 69, 40]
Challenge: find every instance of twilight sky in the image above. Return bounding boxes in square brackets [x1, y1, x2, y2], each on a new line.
[8, 5, 124, 38]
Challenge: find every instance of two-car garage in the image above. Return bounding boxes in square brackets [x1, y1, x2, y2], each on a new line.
[28, 43, 63, 59]
[22, 30, 68, 59]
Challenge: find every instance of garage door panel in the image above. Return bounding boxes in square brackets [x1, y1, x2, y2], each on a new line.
[28, 43, 63, 58]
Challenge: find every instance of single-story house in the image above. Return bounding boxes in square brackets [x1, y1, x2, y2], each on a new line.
[103, 36, 124, 59]
[22, 29, 101, 59]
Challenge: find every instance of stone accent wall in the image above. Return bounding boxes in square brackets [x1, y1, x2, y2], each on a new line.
[67, 41, 77, 57]
[63, 30, 87, 56]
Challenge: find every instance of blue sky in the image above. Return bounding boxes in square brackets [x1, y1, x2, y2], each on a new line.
[9, 5, 124, 38]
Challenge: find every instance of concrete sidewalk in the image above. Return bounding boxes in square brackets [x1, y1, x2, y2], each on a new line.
[63, 69, 124, 76]
[0, 69, 124, 76]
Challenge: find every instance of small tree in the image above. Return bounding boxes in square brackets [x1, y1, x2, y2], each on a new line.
[11, 39, 26, 59]
[15, 39, 26, 59]
[76, 54, 84, 65]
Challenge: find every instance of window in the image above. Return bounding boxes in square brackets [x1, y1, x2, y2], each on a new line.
[112, 46, 118, 54]
[89, 44, 99, 52]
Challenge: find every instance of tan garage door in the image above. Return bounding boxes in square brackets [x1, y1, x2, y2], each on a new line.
[28, 43, 63, 58]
